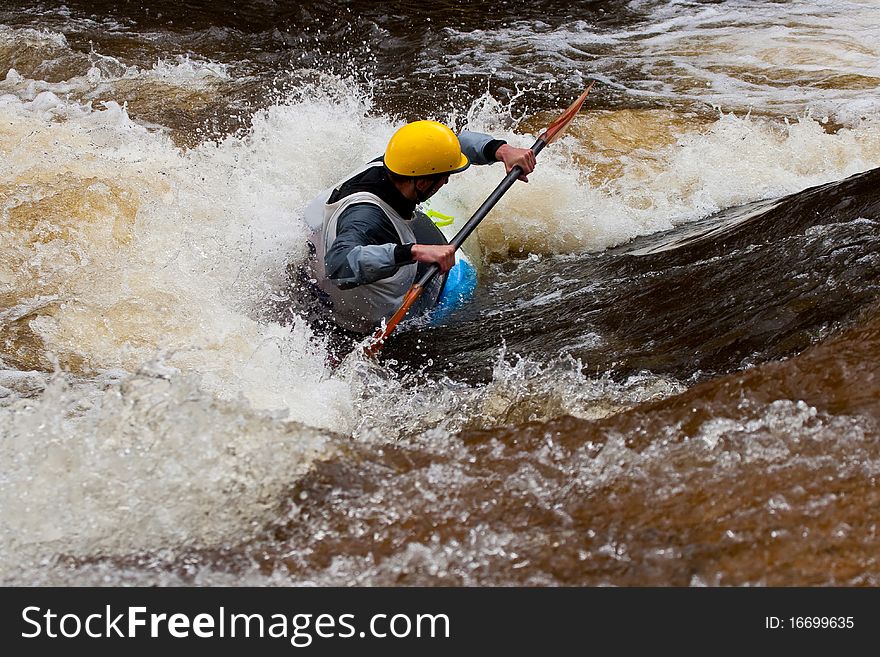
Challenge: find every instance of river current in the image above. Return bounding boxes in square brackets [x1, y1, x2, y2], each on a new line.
[2, 0, 880, 585]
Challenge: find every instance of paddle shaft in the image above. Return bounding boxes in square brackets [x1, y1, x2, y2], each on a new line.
[414, 137, 548, 289]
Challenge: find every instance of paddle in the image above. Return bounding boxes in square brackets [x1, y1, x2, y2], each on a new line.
[364, 81, 596, 357]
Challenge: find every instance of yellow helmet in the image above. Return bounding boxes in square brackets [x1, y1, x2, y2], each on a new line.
[384, 120, 470, 177]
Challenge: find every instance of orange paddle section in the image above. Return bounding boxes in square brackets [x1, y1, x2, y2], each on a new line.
[364, 283, 425, 357]
[538, 81, 594, 146]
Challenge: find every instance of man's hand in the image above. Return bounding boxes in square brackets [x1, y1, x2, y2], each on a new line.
[495, 143, 536, 182]
[410, 244, 456, 272]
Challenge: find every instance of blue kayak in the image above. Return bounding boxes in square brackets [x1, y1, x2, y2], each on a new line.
[430, 253, 478, 325]
[410, 209, 478, 325]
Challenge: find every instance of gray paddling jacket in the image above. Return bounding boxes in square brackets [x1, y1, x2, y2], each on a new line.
[303, 131, 505, 333]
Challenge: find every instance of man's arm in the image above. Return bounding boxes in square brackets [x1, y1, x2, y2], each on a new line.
[325, 205, 457, 289]
[324, 204, 410, 289]
[458, 130, 507, 165]
[459, 130, 536, 181]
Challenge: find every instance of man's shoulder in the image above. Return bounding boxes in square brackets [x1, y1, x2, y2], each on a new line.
[328, 164, 386, 204]
[337, 202, 395, 236]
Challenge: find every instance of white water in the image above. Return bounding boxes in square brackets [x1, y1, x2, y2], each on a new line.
[438, 0, 880, 124]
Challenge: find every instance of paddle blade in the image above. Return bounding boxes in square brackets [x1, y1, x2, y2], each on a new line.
[538, 80, 595, 146]
[363, 283, 425, 357]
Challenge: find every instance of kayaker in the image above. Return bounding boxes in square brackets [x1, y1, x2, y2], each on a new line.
[300, 120, 535, 344]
